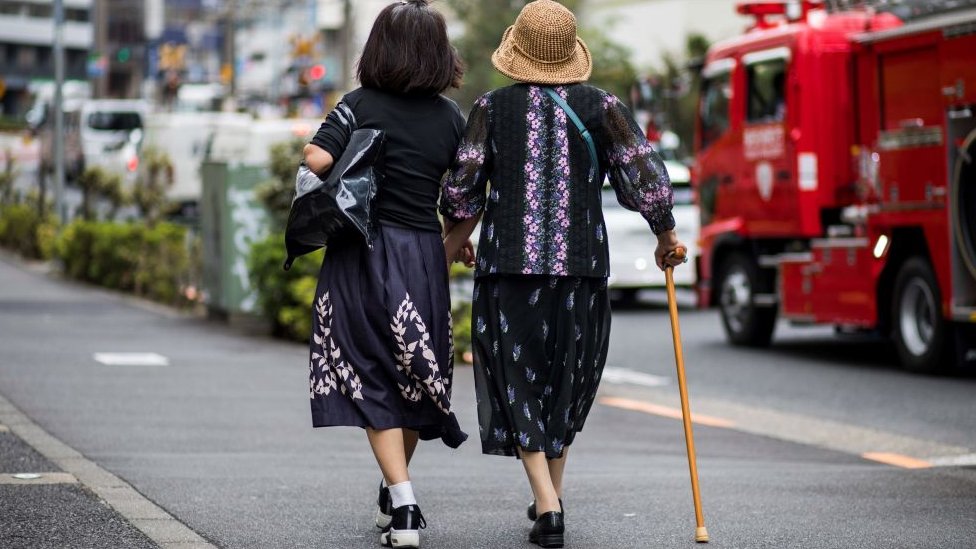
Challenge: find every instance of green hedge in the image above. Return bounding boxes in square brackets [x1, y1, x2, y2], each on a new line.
[248, 232, 474, 362]
[0, 204, 58, 260]
[56, 220, 191, 305]
[248, 231, 323, 341]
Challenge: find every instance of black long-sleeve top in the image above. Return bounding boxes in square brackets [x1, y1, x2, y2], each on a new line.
[439, 84, 675, 278]
[311, 87, 465, 233]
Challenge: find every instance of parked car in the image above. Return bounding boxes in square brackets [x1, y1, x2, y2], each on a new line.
[79, 100, 148, 180]
[604, 159, 698, 302]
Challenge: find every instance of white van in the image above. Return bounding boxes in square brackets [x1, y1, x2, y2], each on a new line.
[79, 100, 149, 178]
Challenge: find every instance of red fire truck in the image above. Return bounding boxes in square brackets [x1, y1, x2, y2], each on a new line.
[693, 0, 976, 372]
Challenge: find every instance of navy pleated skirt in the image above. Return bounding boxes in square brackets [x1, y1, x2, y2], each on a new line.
[472, 275, 611, 458]
[308, 224, 467, 448]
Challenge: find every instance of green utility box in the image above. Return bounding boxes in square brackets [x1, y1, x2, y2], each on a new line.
[200, 162, 271, 323]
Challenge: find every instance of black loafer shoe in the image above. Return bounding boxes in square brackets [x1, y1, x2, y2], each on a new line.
[380, 505, 426, 548]
[529, 511, 564, 548]
[376, 481, 393, 529]
[527, 499, 563, 521]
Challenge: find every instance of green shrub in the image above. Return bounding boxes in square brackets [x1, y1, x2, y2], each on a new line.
[0, 203, 58, 260]
[449, 262, 474, 364]
[56, 220, 192, 306]
[248, 231, 323, 341]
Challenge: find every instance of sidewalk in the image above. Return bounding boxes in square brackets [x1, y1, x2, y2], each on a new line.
[0, 398, 163, 549]
[1, 255, 975, 548]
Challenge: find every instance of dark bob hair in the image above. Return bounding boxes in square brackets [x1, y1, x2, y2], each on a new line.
[357, 0, 464, 96]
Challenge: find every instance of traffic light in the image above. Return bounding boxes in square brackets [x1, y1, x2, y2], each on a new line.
[308, 64, 326, 81]
[117, 47, 131, 63]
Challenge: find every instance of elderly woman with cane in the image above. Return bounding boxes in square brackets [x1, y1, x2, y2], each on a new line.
[440, 1, 685, 547]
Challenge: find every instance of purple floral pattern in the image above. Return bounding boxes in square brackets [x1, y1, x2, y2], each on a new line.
[523, 87, 546, 273]
[522, 86, 572, 275]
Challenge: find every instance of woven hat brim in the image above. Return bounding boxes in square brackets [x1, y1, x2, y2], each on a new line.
[491, 26, 593, 86]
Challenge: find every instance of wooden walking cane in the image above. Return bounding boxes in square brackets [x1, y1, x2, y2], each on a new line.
[665, 247, 709, 543]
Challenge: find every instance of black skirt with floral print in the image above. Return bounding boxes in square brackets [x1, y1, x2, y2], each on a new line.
[309, 224, 467, 449]
[472, 275, 610, 458]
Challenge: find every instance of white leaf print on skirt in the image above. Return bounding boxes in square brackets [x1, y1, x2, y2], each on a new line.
[391, 293, 453, 413]
[309, 292, 364, 400]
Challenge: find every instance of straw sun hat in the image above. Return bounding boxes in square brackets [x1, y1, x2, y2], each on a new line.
[491, 0, 592, 85]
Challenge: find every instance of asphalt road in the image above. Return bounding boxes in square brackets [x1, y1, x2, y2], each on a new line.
[1, 258, 975, 548]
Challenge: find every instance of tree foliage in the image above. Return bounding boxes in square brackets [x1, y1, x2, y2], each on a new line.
[77, 166, 127, 221]
[646, 33, 710, 159]
[0, 149, 15, 205]
[133, 146, 175, 227]
[256, 138, 305, 230]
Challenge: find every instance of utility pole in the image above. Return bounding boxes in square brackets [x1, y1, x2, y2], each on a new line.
[53, 0, 66, 223]
[221, 1, 237, 97]
[341, 0, 353, 92]
[93, 0, 108, 98]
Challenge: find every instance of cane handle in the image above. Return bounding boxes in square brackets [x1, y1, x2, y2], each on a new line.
[668, 246, 688, 261]
[665, 246, 688, 270]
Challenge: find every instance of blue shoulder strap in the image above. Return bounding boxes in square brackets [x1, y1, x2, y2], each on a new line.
[543, 87, 599, 183]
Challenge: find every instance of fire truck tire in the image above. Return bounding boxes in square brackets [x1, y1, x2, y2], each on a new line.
[717, 252, 777, 347]
[892, 257, 952, 374]
[953, 131, 976, 281]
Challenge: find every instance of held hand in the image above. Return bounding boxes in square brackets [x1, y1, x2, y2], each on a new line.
[458, 239, 476, 268]
[654, 230, 687, 271]
[444, 235, 476, 270]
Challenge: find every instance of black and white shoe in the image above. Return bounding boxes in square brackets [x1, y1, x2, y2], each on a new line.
[527, 499, 563, 521]
[379, 505, 426, 548]
[376, 482, 393, 529]
[529, 511, 564, 548]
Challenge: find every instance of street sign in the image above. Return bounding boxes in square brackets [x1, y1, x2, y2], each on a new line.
[87, 54, 107, 77]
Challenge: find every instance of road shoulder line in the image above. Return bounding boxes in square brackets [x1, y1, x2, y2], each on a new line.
[0, 392, 217, 548]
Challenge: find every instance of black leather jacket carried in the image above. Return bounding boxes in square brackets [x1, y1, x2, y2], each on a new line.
[440, 83, 675, 279]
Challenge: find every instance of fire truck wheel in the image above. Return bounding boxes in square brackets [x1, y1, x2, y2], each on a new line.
[717, 252, 777, 347]
[892, 257, 952, 374]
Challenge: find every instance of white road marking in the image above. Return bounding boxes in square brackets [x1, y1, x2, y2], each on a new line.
[602, 367, 670, 387]
[93, 352, 170, 366]
[927, 453, 976, 467]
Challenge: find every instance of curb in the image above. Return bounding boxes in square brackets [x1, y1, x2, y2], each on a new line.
[0, 392, 218, 549]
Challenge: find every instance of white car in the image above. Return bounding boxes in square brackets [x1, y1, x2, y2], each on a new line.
[604, 160, 698, 301]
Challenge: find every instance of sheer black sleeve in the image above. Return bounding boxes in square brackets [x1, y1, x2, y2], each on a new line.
[600, 93, 675, 235]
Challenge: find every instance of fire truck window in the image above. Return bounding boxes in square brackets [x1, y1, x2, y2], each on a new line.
[700, 72, 731, 150]
[747, 60, 787, 123]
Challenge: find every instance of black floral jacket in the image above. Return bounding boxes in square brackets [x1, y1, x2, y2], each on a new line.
[440, 83, 675, 279]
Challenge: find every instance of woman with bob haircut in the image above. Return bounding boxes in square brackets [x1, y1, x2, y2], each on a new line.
[441, 1, 686, 547]
[303, 1, 469, 547]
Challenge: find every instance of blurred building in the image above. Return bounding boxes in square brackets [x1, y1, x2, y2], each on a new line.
[584, 0, 751, 68]
[91, 0, 147, 98]
[0, 0, 93, 116]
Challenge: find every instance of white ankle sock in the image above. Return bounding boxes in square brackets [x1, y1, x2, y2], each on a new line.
[388, 481, 417, 508]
